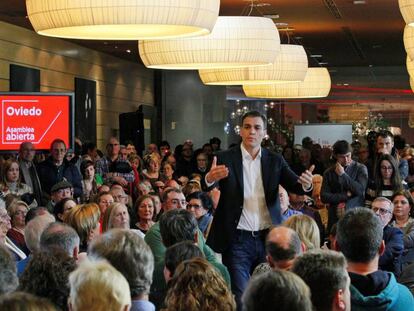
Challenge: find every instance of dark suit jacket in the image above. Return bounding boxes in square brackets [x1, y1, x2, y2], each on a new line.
[206, 145, 305, 253]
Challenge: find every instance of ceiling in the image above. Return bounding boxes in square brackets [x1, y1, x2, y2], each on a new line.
[0, 0, 412, 104]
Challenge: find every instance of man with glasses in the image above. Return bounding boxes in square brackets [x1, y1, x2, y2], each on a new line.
[321, 140, 368, 234]
[372, 197, 404, 276]
[18, 142, 43, 205]
[95, 137, 134, 186]
[144, 188, 219, 272]
[37, 139, 82, 199]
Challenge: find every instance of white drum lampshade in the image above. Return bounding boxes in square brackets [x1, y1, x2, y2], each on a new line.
[138, 16, 281, 69]
[26, 0, 220, 40]
[243, 68, 331, 99]
[400, 0, 414, 26]
[198, 44, 308, 85]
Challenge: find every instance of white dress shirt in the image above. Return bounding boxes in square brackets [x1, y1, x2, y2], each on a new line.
[237, 144, 272, 231]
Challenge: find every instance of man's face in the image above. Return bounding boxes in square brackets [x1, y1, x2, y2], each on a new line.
[111, 188, 128, 205]
[196, 154, 208, 170]
[377, 136, 393, 154]
[126, 144, 136, 155]
[52, 187, 73, 203]
[20, 142, 35, 162]
[182, 144, 193, 158]
[160, 145, 170, 156]
[240, 116, 265, 151]
[148, 144, 158, 154]
[107, 138, 120, 157]
[163, 191, 187, 212]
[119, 148, 128, 160]
[372, 200, 393, 227]
[51, 142, 66, 163]
[336, 152, 353, 167]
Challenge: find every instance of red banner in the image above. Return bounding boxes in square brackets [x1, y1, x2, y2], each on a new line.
[0, 94, 72, 151]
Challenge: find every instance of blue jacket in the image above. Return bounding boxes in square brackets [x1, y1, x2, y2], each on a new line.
[36, 157, 82, 198]
[351, 272, 414, 310]
[380, 226, 404, 277]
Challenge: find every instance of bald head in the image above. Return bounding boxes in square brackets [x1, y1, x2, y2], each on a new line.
[266, 226, 303, 271]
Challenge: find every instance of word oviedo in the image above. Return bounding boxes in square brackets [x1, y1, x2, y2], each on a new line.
[6, 106, 42, 116]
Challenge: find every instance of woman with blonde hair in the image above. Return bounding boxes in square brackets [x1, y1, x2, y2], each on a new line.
[6, 200, 30, 255]
[64, 203, 100, 252]
[162, 257, 235, 311]
[102, 202, 144, 239]
[284, 214, 321, 250]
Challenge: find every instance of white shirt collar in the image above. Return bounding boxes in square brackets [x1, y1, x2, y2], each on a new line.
[240, 143, 262, 161]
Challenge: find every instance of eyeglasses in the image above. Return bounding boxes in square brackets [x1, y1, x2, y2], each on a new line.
[187, 204, 202, 209]
[372, 206, 392, 216]
[380, 166, 393, 171]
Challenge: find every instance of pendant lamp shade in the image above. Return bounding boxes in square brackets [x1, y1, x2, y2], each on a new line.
[243, 68, 331, 99]
[400, 0, 414, 26]
[198, 44, 308, 85]
[404, 26, 414, 61]
[26, 0, 220, 40]
[138, 16, 280, 69]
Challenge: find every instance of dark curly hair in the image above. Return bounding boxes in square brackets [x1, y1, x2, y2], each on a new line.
[18, 249, 76, 311]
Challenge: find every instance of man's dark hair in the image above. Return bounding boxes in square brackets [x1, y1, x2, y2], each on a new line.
[50, 138, 66, 151]
[88, 229, 154, 297]
[165, 241, 204, 277]
[161, 187, 183, 203]
[40, 222, 80, 256]
[159, 140, 170, 149]
[292, 250, 349, 311]
[332, 140, 352, 156]
[0, 245, 18, 295]
[266, 230, 302, 262]
[241, 111, 267, 127]
[242, 270, 312, 311]
[186, 191, 213, 213]
[377, 130, 394, 141]
[19, 249, 76, 311]
[159, 209, 198, 247]
[336, 207, 383, 263]
[53, 198, 74, 220]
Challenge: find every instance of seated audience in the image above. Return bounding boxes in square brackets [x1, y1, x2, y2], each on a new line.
[19, 249, 77, 311]
[163, 241, 204, 283]
[253, 226, 303, 275]
[242, 270, 313, 311]
[284, 214, 321, 250]
[68, 261, 131, 311]
[163, 257, 235, 311]
[145, 188, 218, 266]
[6, 200, 30, 255]
[68, 260, 131, 311]
[132, 195, 155, 234]
[279, 185, 302, 222]
[88, 229, 154, 311]
[0, 292, 58, 311]
[0, 159, 35, 201]
[18, 214, 55, 275]
[292, 249, 351, 311]
[0, 245, 19, 295]
[390, 190, 414, 268]
[335, 207, 414, 310]
[371, 197, 404, 276]
[0, 201, 26, 261]
[46, 180, 74, 214]
[186, 191, 213, 238]
[40, 222, 80, 260]
[53, 197, 77, 222]
[64, 203, 100, 252]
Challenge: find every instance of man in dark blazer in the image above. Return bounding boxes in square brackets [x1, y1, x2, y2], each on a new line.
[205, 111, 314, 309]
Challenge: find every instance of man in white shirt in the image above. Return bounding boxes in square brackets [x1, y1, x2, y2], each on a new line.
[205, 111, 313, 309]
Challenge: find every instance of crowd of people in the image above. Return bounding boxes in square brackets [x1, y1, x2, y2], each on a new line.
[0, 110, 414, 310]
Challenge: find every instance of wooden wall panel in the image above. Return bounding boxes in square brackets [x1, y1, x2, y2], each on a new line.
[0, 21, 154, 150]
